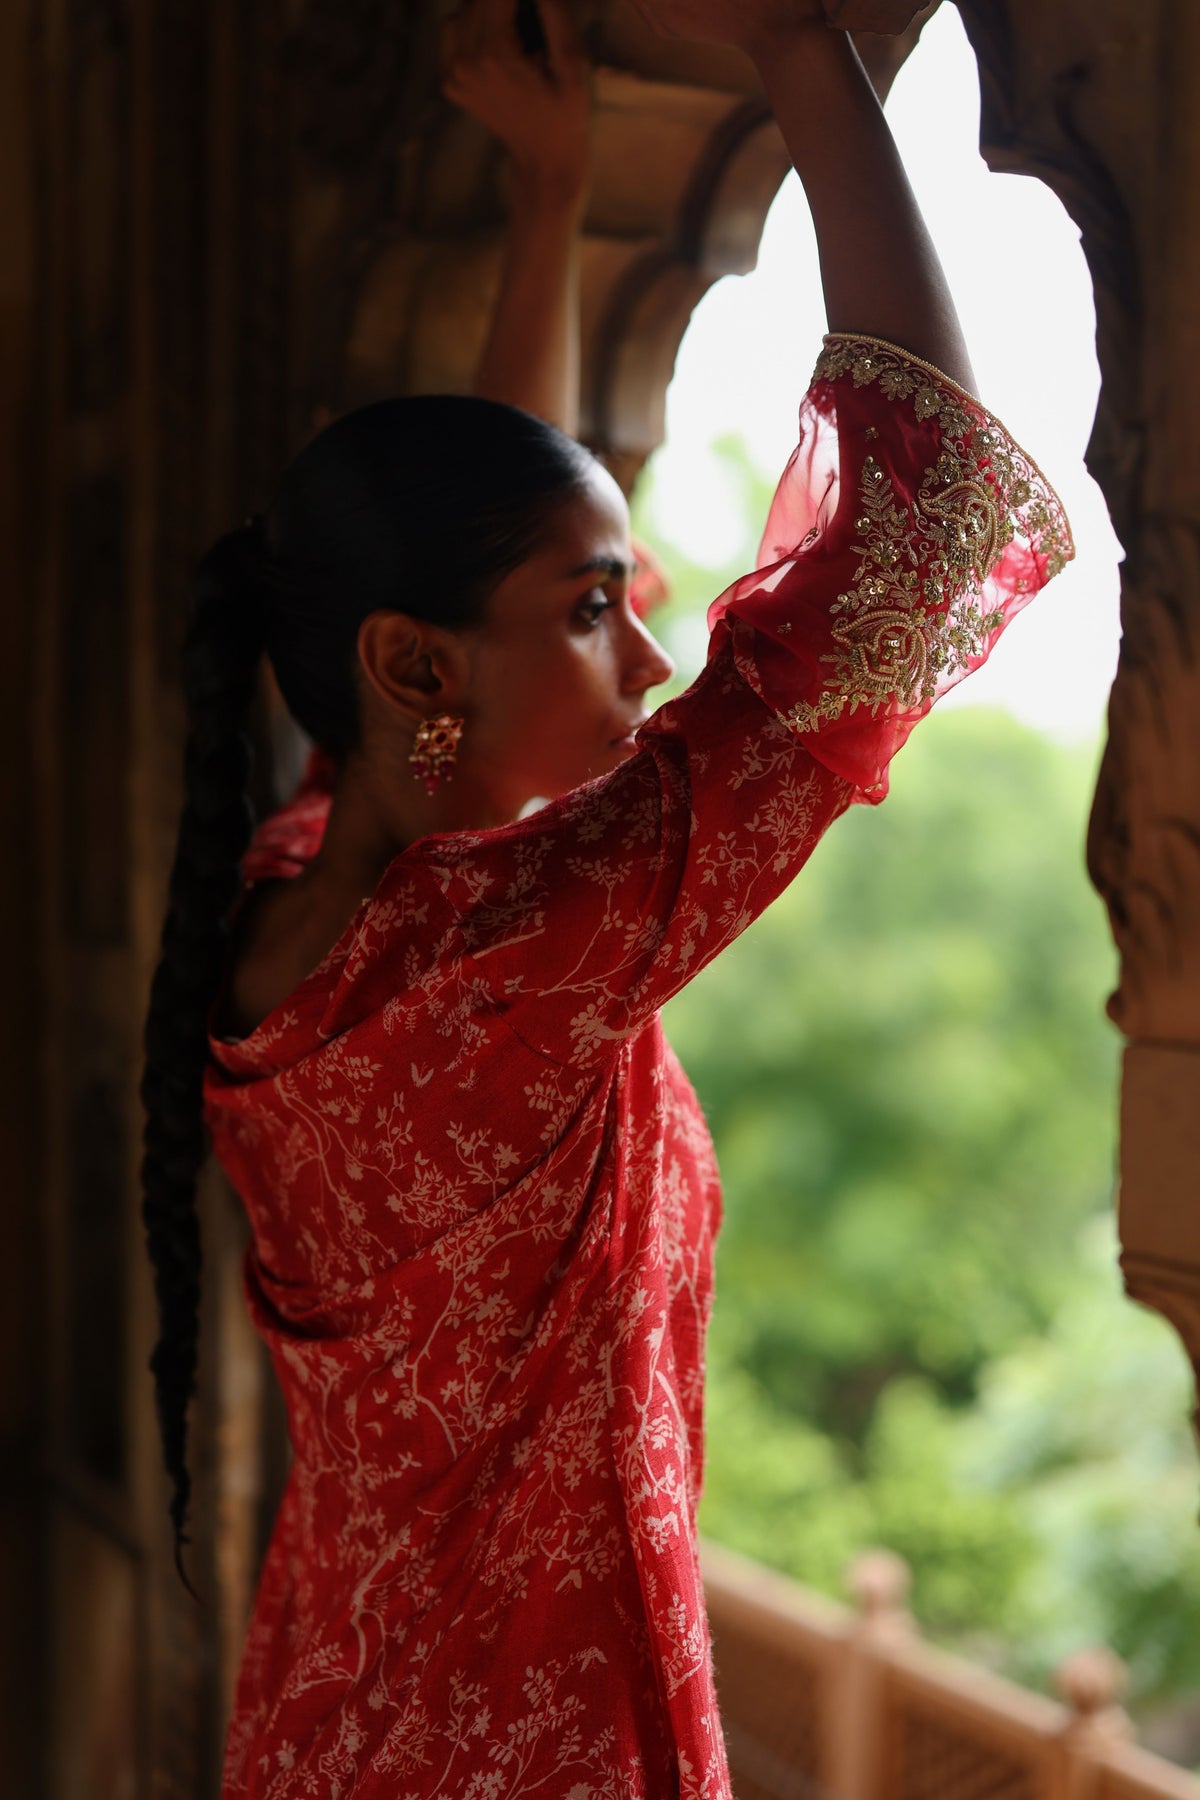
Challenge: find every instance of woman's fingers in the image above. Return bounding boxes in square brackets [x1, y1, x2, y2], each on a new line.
[441, 0, 592, 188]
[443, 0, 513, 73]
[479, 0, 521, 53]
[444, 0, 588, 88]
[533, 0, 585, 78]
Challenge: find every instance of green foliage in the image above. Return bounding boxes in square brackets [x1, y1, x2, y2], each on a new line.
[633, 433, 1200, 1718]
[675, 704, 1120, 1436]
[958, 1221, 1200, 1700]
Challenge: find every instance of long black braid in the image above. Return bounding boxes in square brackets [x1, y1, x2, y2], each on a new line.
[140, 396, 597, 1580]
[140, 521, 265, 1583]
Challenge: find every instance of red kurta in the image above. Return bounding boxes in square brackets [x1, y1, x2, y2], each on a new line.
[205, 336, 1072, 1799]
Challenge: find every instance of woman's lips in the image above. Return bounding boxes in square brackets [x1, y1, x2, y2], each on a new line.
[610, 717, 650, 749]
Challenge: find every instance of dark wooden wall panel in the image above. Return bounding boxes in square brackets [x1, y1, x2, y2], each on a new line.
[62, 474, 131, 946]
[51, 1511, 139, 1800]
[0, 0, 48, 1784]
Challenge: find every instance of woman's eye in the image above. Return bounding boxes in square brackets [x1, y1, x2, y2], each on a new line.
[576, 593, 614, 628]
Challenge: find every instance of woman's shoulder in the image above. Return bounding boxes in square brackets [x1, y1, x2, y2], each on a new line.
[215, 874, 359, 1042]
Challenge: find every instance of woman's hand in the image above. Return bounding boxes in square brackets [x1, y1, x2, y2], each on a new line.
[448, 0, 591, 430]
[443, 0, 592, 207]
[628, 0, 828, 56]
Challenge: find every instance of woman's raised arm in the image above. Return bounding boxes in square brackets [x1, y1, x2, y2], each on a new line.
[410, 6, 1071, 1069]
[632, 1, 976, 393]
[444, 0, 592, 433]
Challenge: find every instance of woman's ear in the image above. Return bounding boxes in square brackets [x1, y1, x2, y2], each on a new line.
[356, 611, 471, 721]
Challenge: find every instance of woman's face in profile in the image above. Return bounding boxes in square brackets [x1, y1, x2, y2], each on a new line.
[460, 463, 676, 814]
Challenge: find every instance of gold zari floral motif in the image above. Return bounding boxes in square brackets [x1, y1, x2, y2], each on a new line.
[781, 334, 1074, 734]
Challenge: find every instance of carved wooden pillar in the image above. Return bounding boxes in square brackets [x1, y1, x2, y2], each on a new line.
[944, 0, 1200, 1447]
[34, 3, 159, 1793]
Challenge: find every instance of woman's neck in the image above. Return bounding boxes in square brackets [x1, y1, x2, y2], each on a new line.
[310, 742, 517, 903]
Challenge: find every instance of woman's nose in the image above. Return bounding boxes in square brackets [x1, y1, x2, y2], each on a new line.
[624, 611, 675, 692]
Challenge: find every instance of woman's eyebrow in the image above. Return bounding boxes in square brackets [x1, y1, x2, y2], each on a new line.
[566, 554, 631, 582]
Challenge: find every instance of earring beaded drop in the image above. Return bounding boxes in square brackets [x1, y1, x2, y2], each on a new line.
[409, 713, 464, 796]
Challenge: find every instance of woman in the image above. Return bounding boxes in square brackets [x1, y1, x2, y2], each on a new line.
[140, 0, 1074, 1793]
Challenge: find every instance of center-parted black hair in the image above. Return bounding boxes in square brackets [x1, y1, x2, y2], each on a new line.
[140, 396, 596, 1580]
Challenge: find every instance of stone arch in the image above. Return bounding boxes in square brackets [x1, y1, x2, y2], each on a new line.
[314, 11, 931, 483]
[337, 86, 790, 482]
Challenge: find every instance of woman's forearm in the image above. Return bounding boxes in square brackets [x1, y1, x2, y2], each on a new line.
[752, 27, 977, 395]
[474, 174, 585, 435]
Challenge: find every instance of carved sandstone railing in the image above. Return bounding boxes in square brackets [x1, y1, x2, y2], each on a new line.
[703, 1539, 1200, 1800]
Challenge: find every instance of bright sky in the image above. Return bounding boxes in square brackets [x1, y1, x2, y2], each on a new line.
[648, 4, 1123, 743]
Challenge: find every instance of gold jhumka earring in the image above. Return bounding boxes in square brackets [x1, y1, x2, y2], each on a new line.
[409, 713, 465, 795]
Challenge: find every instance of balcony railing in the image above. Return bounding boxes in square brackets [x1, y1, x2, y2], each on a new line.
[702, 1539, 1200, 1800]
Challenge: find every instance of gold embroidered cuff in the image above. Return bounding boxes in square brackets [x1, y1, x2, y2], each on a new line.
[777, 333, 1076, 732]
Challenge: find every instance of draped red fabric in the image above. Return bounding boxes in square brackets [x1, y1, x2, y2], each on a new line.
[205, 335, 1072, 1799]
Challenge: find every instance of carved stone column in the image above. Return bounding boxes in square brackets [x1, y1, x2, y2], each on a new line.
[1091, 0, 1200, 1437]
[948, 0, 1200, 1438]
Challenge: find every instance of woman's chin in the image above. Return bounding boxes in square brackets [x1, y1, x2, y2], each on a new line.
[516, 742, 639, 810]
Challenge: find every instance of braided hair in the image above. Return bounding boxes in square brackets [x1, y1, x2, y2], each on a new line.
[139, 522, 264, 1585]
[141, 397, 596, 1578]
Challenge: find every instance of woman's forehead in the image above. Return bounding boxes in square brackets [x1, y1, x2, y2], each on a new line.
[544, 468, 630, 564]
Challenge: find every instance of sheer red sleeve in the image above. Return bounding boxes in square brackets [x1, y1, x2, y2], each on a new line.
[710, 332, 1073, 802]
